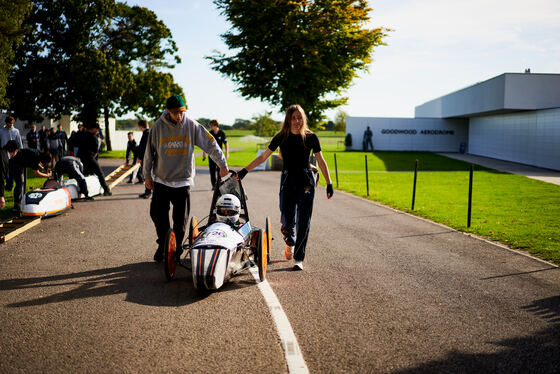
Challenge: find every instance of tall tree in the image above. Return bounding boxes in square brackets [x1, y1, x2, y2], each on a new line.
[208, 0, 389, 126]
[8, 0, 183, 149]
[0, 0, 32, 108]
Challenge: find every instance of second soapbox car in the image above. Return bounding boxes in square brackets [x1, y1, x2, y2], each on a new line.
[162, 171, 271, 290]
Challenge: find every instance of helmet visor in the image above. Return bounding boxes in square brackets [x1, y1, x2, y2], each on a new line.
[218, 207, 238, 216]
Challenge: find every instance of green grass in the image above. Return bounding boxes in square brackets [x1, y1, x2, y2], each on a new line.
[321, 170, 560, 264]
[100, 150, 127, 158]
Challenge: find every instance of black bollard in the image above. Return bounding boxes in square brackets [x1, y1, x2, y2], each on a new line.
[334, 153, 339, 188]
[412, 159, 418, 210]
[365, 155, 369, 196]
[468, 164, 473, 228]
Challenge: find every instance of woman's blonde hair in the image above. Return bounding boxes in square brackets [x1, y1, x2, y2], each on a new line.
[279, 104, 312, 143]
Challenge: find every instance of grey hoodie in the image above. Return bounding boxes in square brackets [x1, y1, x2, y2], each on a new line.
[143, 111, 227, 186]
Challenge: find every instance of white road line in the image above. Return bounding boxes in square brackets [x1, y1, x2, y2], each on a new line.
[249, 266, 309, 374]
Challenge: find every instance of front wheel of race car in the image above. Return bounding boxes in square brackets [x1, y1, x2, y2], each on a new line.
[164, 229, 177, 281]
[188, 216, 199, 247]
[265, 216, 272, 263]
[257, 229, 268, 282]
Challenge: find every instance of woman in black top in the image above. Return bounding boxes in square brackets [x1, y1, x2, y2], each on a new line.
[238, 105, 333, 270]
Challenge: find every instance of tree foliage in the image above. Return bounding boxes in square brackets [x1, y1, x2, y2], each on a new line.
[334, 110, 347, 132]
[7, 0, 183, 136]
[0, 0, 32, 108]
[252, 111, 280, 137]
[208, 0, 389, 126]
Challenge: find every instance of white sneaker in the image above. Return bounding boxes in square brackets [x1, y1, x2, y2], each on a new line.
[293, 260, 303, 270]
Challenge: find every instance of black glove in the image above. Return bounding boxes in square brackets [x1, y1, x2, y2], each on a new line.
[326, 184, 333, 198]
[237, 168, 248, 180]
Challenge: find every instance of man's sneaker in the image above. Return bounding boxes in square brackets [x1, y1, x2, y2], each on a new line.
[293, 260, 303, 271]
[85, 196, 94, 201]
[281, 226, 295, 246]
[126, 180, 134, 184]
[139, 192, 151, 199]
[284, 245, 294, 260]
[153, 248, 163, 263]
[103, 190, 112, 196]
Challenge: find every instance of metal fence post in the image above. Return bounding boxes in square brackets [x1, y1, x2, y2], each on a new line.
[365, 155, 369, 196]
[412, 159, 418, 210]
[468, 164, 474, 228]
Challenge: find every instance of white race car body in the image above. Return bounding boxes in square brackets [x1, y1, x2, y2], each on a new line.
[22, 187, 72, 217]
[191, 221, 252, 289]
[62, 176, 103, 199]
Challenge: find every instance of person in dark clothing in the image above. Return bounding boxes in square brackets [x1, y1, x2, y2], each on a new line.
[135, 119, 151, 196]
[54, 156, 92, 200]
[0, 141, 16, 209]
[202, 119, 229, 189]
[125, 132, 137, 165]
[38, 125, 48, 152]
[362, 126, 373, 151]
[8, 141, 52, 211]
[77, 123, 111, 196]
[56, 124, 68, 158]
[46, 128, 60, 167]
[237, 104, 333, 271]
[26, 124, 39, 149]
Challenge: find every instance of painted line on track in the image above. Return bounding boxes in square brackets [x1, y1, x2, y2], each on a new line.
[249, 266, 309, 374]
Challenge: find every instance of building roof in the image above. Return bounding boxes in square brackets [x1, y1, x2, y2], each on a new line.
[414, 73, 560, 118]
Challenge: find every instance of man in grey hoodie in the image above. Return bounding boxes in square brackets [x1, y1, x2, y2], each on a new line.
[144, 95, 229, 262]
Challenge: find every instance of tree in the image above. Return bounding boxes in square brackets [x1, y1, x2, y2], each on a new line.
[8, 1, 183, 149]
[0, 0, 32, 108]
[334, 110, 347, 133]
[252, 111, 280, 137]
[196, 118, 212, 128]
[208, 0, 389, 126]
[232, 118, 251, 129]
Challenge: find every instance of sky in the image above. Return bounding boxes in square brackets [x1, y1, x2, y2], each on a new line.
[125, 0, 560, 125]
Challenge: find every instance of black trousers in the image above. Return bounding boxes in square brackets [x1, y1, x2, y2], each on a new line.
[83, 159, 109, 192]
[279, 169, 316, 262]
[12, 166, 27, 209]
[55, 161, 89, 197]
[150, 182, 190, 251]
[208, 158, 219, 189]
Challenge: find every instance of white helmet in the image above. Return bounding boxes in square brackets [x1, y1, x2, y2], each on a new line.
[216, 194, 241, 224]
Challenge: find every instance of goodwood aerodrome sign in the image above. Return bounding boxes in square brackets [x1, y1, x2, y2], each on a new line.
[380, 129, 455, 135]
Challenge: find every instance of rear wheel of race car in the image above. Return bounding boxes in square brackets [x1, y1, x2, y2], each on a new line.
[188, 216, 199, 247]
[164, 229, 177, 281]
[257, 229, 268, 282]
[265, 216, 272, 263]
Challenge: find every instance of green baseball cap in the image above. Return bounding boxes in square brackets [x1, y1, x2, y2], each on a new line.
[166, 94, 187, 110]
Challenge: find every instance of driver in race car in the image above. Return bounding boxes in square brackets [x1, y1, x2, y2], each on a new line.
[215, 194, 241, 228]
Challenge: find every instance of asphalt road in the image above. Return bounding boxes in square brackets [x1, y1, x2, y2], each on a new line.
[1, 159, 559, 373]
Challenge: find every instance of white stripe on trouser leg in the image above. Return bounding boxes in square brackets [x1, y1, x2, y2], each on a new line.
[249, 266, 309, 373]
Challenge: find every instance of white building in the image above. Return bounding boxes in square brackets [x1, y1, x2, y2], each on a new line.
[346, 73, 560, 171]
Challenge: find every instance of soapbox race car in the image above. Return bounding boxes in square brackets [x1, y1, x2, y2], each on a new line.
[162, 171, 271, 290]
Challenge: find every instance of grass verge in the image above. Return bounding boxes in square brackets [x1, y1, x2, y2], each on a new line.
[320, 169, 560, 264]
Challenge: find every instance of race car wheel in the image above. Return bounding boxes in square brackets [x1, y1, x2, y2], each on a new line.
[164, 229, 177, 281]
[188, 216, 199, 247]
[265, 216, 272, 263]
[257, 229, 268, 282]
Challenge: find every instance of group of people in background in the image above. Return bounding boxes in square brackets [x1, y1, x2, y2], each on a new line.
[0, 116, 111, 211]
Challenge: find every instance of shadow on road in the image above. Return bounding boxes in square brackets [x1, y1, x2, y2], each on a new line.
[393, 296, 560, 374]
[0, 262, 218, 308]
